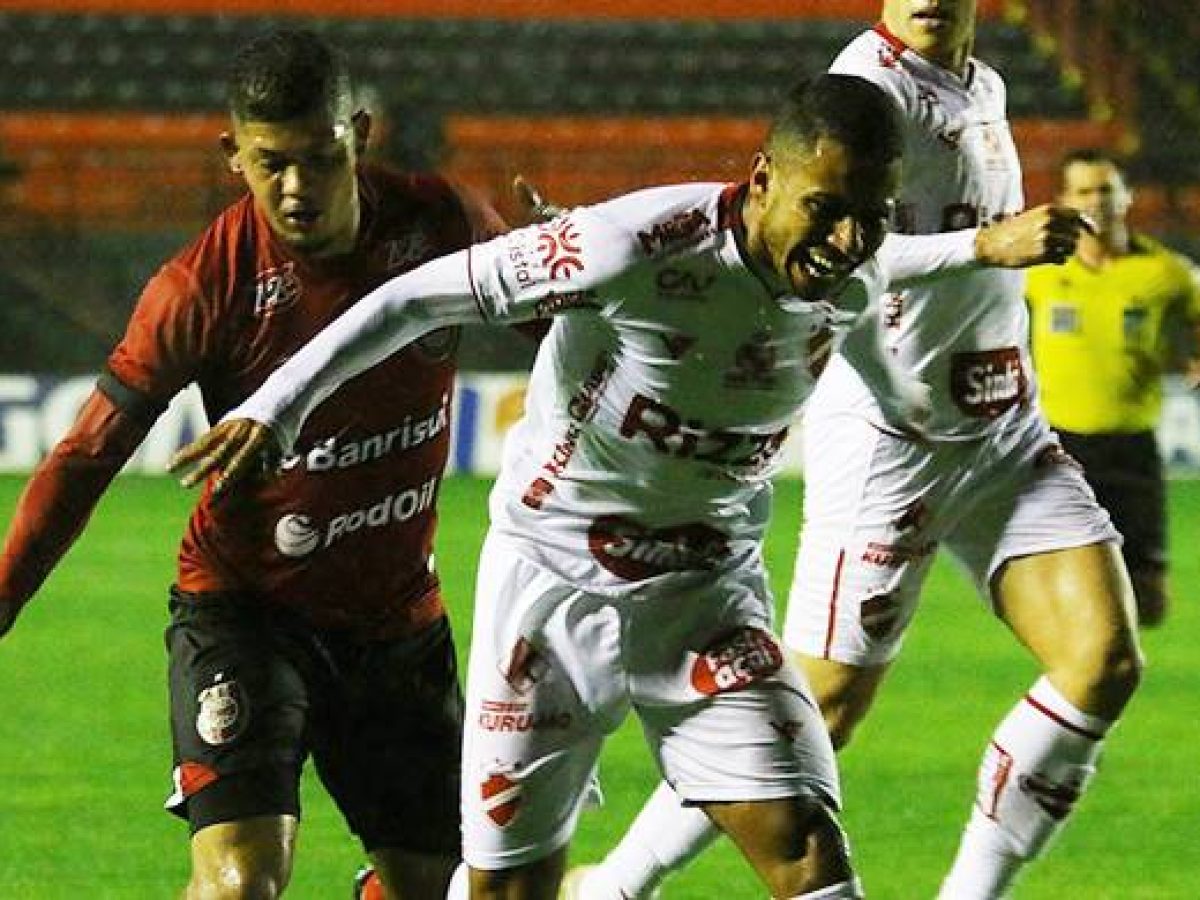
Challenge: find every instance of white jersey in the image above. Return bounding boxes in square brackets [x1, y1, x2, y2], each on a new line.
[232, 181, 980, 597]
[472, 183, 886, 595]
[828, 26, 1033, 439]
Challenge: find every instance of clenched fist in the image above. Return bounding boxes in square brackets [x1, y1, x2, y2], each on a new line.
[975, 204, 1096, 268]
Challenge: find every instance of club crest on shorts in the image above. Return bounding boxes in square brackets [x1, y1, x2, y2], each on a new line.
[480, 771, 522, 827]
[690, 627, 783, 696]
[195, 676, 248, 746]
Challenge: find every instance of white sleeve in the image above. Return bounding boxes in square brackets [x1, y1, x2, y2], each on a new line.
[876, 230, 979, 288]
[229, 210, 638, 452]
[228, 250, 484, 453]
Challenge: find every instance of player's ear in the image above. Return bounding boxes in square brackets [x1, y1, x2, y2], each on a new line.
[351, 110, 371, 155]
[220, 132, 242, 174]
[749, 151, 771, 197]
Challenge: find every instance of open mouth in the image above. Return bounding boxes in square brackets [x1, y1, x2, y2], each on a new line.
[788, 247, 854, 297]
[912, 8, 953, 27]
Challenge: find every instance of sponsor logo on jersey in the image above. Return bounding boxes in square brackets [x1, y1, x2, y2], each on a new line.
[478, 699, 572, 733]
[950, 347, 1028, 418]
[195, 675, 247, 746]
[481, 771, 522, 827]
[272, 476, 440, 558]
[1050, 304, 1080, 334]
[637, 208, 713, 257]
[280, 395, 450, 473]
[883, 292, 905, 329]
[619, 393, 789, 472]
[385, 231, 434, 272]
[533, 289, 601, 318]
[690, 627, 783, 696]
[523, 354, 615, 508]
[252, 262, 302, 316]
[724, 330, 781, 389]
[655, 266, 717, 300]
[656, 330, 697, 361]
[587, 515, 729, 580]
[536, 217, 586, 280]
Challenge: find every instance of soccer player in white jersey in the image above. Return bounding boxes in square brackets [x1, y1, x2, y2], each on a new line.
[560, 2, 1143, 899]
[170, 74, 931, 900]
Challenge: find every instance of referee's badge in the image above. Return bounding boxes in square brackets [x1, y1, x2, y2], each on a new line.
[196, 676, 248, 746]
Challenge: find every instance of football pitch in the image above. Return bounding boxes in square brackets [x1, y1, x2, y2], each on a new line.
[0, 474, 1197, 899]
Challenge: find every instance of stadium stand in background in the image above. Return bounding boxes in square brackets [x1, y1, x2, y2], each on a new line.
[0, 0, 1196, 371]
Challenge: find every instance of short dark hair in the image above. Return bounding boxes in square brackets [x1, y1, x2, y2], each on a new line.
[766, 74, 903, 164]
[1059, 147, 1126, 179]
[227, 29, 353, 123]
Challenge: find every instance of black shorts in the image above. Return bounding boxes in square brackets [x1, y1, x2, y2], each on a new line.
[1056, 429, 1166, 571]
[164, 588, 464, 854]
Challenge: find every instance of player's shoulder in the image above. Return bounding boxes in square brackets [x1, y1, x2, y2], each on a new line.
[153, 193, 257, 298]
[360, 164, 463, 220]
[584, 182, 730, 258]
[830, 29, 911, 90]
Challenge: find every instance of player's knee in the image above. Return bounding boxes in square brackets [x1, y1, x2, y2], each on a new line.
[186, 860, 288, 900]
[765, 798, 855, 897]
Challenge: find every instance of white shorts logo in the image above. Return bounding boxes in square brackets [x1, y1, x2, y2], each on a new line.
[274, 514, 321, 558]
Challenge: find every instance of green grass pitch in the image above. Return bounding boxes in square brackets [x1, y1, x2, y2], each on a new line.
[1, 474, 1198, 898]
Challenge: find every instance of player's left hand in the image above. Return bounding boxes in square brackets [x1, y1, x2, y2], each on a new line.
[974, 204, 1095, 268]
[512, 175, 563, 224]
[169, 418, 278, 500]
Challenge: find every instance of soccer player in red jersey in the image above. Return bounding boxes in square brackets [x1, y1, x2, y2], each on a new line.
[0, 29, 505, 899]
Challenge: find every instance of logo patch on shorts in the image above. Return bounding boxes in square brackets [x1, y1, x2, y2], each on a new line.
[861, 592, 904, 641]
[195, 677, 248, 746]
[481, 771, 522, 827]
[690, 627, 783, 696]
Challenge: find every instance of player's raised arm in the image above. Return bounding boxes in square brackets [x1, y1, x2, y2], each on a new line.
[171, 207, 631, 496]
[169, 248, 486, 496]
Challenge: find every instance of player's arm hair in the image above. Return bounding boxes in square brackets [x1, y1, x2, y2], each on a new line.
[0, 383, 156, 609]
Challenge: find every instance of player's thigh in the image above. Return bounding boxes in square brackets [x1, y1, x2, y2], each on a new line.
[641, 634, 841, 811]
[794, 650, 891, 749]
[784, 414, 941, 667]
[994, 541, 1141, 711]
[165, 589, 309, 827]
[311, 616, 464, 860]
[461, 537, 617, 870]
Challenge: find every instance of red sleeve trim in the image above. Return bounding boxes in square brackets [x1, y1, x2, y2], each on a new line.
[872, 22, 911, 55]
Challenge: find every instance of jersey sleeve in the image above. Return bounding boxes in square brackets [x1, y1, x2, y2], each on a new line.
[231, 209, 638, 451]
[0, 256, 216, 612]
[0, 389, 153, 611]
[876, 230, 979, 287]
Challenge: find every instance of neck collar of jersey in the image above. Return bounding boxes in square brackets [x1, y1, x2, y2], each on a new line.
[872, 21, 976, 87]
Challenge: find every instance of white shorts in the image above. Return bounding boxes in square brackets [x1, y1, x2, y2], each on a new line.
[462, 532, 840, 870]
[784, 407, 1120, 666]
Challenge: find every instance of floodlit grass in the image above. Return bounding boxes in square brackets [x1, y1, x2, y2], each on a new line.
[1, 475, 1197, 898]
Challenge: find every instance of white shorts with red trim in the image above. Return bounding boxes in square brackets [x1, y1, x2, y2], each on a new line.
[462, 532, 840, 870]
[783, 405, 1120, 667]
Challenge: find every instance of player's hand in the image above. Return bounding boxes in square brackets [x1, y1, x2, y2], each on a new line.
[168, 418, 278, 500]
[512, 175, 563, 224]
[974, 204, 1096, 268]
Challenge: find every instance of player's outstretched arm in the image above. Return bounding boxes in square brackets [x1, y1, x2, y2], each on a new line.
[0, 389, 151, 638]
[975, 204, 1096, 268]
[169, 418, 278, 500]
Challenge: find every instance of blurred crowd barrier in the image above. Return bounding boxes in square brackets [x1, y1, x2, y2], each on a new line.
[3, 373, 1199, 478]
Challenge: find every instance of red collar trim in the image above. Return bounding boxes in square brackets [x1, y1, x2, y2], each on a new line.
[718, 182, 746, 231]
[873, 22, 910, 55]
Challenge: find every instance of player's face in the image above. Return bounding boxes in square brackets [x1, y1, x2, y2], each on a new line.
[881, 0, 977, 71]
[746, 136, 898, 304]
[1059, 161, 1131, 236]
[222, 110, 366, 258]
